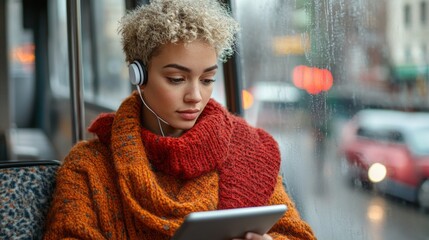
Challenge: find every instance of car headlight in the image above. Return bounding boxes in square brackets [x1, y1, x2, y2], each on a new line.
[368, 163, 387, 183]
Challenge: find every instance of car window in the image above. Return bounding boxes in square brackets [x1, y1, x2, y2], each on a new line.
[356, 127, 377, 139]
[387, 130, 404, 143]
[408, 128, 429, 156]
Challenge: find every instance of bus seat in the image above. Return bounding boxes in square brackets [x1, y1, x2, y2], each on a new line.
[0, 160, 60, 240]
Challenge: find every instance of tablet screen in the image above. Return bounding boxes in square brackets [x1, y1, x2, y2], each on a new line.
[171, 204, 287, 240]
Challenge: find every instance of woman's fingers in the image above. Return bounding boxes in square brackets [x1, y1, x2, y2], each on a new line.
[232, 232, 273, 240]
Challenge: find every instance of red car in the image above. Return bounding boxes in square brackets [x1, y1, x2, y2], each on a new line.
[339, 109, 429, 209]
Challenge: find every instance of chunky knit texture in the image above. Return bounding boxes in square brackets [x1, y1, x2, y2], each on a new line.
[43, 92, 316, 239]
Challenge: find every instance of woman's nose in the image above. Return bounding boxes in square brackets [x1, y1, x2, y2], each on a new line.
[184, 83, 202, 103]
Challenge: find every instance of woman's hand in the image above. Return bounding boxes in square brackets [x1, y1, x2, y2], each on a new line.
[232, 232, 273, 240]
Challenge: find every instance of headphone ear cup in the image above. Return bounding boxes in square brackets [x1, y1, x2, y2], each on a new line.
[129, 60, 147, 85]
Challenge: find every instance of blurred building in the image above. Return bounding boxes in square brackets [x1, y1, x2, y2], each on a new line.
[386, 0, 429, 89]
[333, 0, 429, 110]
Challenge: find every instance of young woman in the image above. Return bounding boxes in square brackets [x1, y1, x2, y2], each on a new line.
[44, 0, 316, 239]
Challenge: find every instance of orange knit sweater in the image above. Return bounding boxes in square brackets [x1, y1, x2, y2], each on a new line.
[43, 93, 316, 240]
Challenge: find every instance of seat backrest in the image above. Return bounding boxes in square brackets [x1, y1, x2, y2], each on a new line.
[0, 160, 60, 240]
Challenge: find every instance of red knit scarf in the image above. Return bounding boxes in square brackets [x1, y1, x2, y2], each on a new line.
[88, 92, 280, 210]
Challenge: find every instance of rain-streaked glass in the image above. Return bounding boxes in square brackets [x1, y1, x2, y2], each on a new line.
[233, 0, 429, 239]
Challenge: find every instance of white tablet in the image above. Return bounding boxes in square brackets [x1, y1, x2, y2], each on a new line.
[171, 204, 287, 240]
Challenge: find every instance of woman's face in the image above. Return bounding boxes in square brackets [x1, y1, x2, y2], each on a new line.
[141, 40, 218, 137]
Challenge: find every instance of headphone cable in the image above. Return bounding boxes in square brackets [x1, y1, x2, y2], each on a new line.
[136, 86, 166, 137]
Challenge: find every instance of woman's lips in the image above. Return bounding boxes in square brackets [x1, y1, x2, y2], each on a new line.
[177, 110, 200, 120]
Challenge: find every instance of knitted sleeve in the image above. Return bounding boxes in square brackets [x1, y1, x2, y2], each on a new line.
[43, 141, 123, 240]
[267, 176, 317, 240]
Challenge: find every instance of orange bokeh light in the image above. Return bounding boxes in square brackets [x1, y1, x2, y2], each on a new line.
[242, 89, 254, 110]
[11, 43, 35, 64]
[292, 65, 333, 95]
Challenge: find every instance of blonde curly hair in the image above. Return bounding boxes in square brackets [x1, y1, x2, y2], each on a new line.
[118, 0, 240, 65]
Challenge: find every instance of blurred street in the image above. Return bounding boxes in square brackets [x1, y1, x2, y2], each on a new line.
[267, 121, 429, 240]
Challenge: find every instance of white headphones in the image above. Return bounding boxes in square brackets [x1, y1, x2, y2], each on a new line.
[128, 60, 147, 85]
[128, 59, 170, 136]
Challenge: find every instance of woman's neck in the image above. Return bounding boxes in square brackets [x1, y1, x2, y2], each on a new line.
[141, 108, 184, 137]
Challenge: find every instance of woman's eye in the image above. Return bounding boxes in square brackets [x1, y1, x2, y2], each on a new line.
[167, 77, 185, 84]
[201, 79, 216, 85]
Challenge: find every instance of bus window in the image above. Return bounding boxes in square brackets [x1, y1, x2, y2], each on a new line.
[232, 0, 429, 239]
[87, 0, 127, 109]
[8, 0, 35, 128]
[48, 0, 68, 97]
[49, 0, 127, 110]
